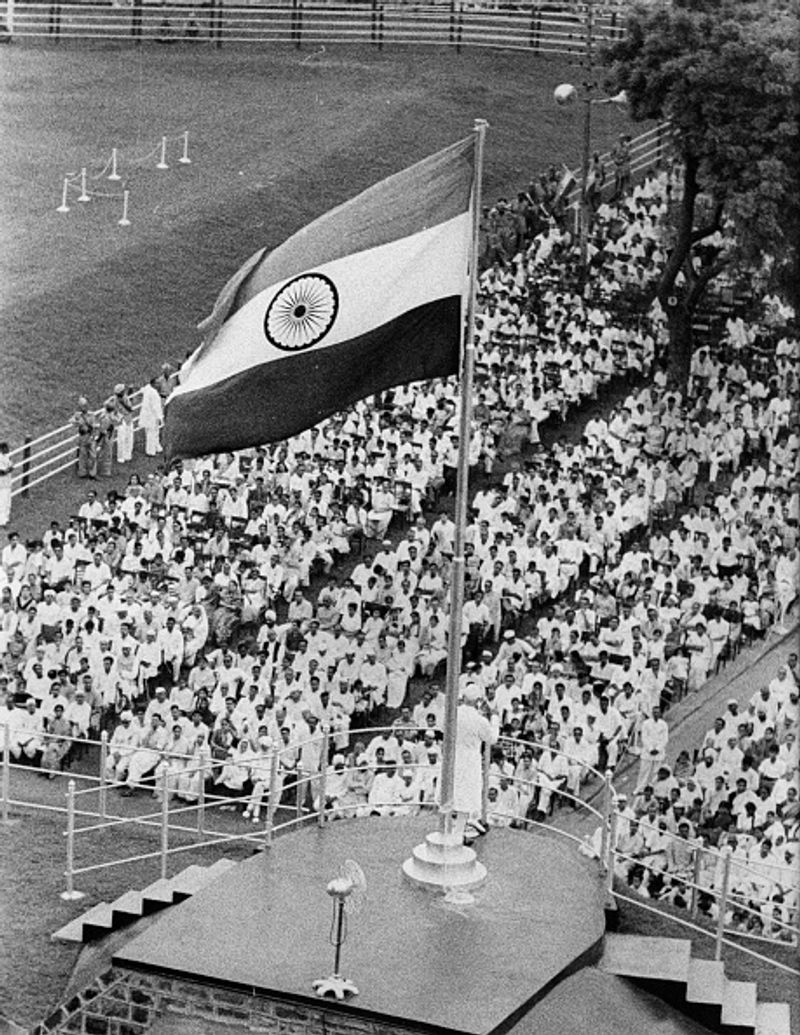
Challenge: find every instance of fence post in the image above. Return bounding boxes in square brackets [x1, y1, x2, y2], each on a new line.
[528, 3, 538, 50]
[98, 731, 108, 820]
[295, 0, 303, 49]
[61, 780, 85, 901]
[378, 4, 384, 51]
[689, 845, 703, 917]
[449, 0, 455, 46]
[21, 436, 32, 497]
[371, 0, 377, 44]
[1, 723, 11, 826]
[605, 808, 617, 891]
[197, 771, 206, 834]
[599, 771, 613, 874]
[215, 0, 223, 50]
[131, 0, 142, 40]
[296, 768, 305, 818]
[317, 727, 330, 828]
[480, 744, 490, 827]
[456, 3, 463, 53]
[264, 750, 279, 848]
[159, 768, 169, 880]
[714, 849, 731, 961]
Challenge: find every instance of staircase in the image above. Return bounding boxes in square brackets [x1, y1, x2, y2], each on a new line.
[601, 934, 792, 1035]
[52, 858, 237, 944]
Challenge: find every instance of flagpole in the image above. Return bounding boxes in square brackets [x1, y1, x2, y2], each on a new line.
[437, 117, 488, 838]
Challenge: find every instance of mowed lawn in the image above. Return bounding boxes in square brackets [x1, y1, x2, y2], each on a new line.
[0, 42, 630, 444]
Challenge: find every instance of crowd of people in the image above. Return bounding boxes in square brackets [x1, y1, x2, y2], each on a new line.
[1, 154, 797, 941]
[608, 651, 799, 943]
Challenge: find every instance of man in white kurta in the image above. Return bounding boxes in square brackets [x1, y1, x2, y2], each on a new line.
[450, 698, 495, 821]
[138, 381, 164, 457]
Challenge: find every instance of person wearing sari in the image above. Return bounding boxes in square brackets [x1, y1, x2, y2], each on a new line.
[211, 579, 242, 648]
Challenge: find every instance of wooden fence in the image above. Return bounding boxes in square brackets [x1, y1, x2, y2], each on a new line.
[2, 0, 630, 52]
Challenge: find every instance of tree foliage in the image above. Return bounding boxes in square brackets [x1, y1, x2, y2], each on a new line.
[602, 0, 799, 381]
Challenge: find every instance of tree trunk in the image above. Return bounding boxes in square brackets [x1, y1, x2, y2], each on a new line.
[665, 301, 694, 389]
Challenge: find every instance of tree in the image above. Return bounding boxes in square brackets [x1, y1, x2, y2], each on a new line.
[602, 0, 799, 386]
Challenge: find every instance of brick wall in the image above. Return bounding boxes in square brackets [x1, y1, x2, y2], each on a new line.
[32, 968, 426, 1035]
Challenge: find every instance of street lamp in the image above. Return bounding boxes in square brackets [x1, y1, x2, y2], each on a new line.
[553, 80, 628, 281]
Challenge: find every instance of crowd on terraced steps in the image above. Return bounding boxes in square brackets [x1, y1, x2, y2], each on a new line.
[1, 160, 798, 929]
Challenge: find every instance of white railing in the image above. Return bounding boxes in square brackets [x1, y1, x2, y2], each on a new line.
[8, 388, 145, 500]
[3, 714, 795, 976]
[5, 119, 673, 505]
[1, 0, 629, 51]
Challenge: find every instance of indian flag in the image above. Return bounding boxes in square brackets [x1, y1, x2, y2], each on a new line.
[164, 136, 475, 461]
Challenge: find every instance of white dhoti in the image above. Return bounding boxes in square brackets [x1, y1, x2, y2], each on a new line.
[448, 703, 494, 819]
[386, 670, 409, 710]
[117, 420, 134, 463]
[127, 748, 160, 787]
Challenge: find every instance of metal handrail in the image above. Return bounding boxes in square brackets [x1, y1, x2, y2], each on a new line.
[614, 890, 800, 976]
[611, 845, 798, 942]
[498, 731, 609, 786]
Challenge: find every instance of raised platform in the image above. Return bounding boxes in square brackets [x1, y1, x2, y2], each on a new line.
[114, 815, 607, 1035]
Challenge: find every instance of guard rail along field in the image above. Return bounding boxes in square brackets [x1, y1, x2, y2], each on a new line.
[2, 721, 797, 980]
[3, 0, 629, 51]
[6, 119, 674, 502]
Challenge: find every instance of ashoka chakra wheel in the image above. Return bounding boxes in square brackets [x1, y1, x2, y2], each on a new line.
[264, 273, 339, 352]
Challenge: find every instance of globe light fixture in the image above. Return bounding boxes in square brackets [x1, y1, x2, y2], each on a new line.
[554, 82, 577, 106]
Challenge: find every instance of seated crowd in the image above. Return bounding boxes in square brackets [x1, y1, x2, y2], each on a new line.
[1, 161, 797, 940]
[609, 651, 798, 943]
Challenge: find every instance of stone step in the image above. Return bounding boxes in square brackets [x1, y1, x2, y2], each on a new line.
[141, 878, 177, 908]
[601, 934, 692, 984]
[52, 915, 93, 943]
[413, 841, 478, 868]
[755, 1002, 791, 1035]
[169, 864, 208, 898]
[686, 957, 726, 1005]
[52, 862, 237, 946]
[110, 890, 145, 923]
[425, 831, 464, 856]
[203, 857, 237, 882]
[721, 979, 758, 1032]
[77, 902, 116, 941]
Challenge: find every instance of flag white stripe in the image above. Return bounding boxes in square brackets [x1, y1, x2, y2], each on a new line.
[171, 212, 471, 399]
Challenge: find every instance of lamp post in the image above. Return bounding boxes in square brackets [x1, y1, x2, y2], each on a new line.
[553, 0, 626, 283]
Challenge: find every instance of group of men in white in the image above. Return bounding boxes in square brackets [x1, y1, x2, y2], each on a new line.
[0, 164, 797, 891]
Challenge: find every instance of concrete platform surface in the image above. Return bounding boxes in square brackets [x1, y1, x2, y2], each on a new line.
[510, 967, 712, 1035]
[114, 816, 607, 1035]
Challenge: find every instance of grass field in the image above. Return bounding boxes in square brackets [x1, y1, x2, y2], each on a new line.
[0, 41, 630, 445]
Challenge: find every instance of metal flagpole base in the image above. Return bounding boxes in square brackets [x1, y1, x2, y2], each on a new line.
[402, 829, 487, 891]
[312, 976, 359, 1000]
[60, 890, 86, 901]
